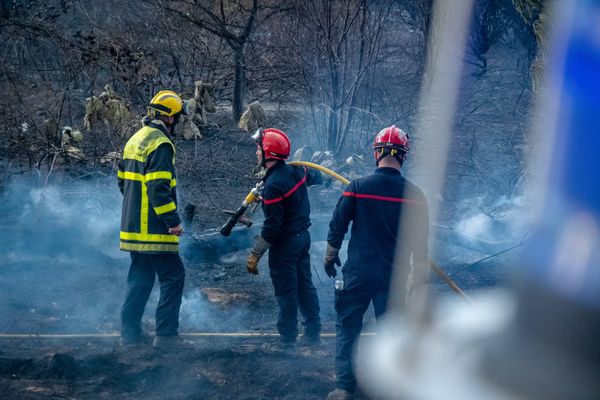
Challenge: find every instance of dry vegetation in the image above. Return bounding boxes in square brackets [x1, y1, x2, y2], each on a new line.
[0, 0, 542, 166]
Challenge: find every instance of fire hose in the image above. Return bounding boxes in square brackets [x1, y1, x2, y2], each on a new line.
[220, 161, 472, 302]
[288, 161, 351, 185]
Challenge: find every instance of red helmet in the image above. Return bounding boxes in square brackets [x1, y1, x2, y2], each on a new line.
[373, 125, 409, 165]
[373, 125, 409, 152]
[252, 128, 291, 161]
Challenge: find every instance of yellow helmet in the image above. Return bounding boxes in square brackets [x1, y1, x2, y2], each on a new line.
[148, 90, 183, 117]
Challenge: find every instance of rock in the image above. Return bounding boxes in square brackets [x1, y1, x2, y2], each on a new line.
[345, 154, 364, 166]
[201, 288, 250, 305]
[292, 145, 314, 161]
[83, 86, 131, 130]
[310, 150, 335, 168]
[195, 80, 216, 113]
[180, 119, 202, 140]
[61, 126, 83, 147]
[238, 101, 267, 132]
[38, 353, 77, 379]
[100, 151, 121, 164]
[64, 146, 85, 160]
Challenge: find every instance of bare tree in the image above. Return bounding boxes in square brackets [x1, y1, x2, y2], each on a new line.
[397, 0, 434, 72]
[166, 0, 259, 121]
[0, 1, 83, 168]
[0, 0, 543, 176]
[277, 0, 395, 154]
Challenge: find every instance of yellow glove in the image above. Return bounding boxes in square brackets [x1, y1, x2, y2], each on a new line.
[246, 236, 271, 275]
[246, 253, 260, 275]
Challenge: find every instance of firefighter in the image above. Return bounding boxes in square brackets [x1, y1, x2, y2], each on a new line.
[246, 128, 323, 350]
[118, 90, 188, 350]
[324, 125, 429, 399]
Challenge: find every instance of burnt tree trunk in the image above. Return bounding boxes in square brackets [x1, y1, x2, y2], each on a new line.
[0, 0, 8, 17]
[232, 44, 246, 122]
[327, 60, 341, 152]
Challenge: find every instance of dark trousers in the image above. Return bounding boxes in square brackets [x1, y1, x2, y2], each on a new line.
[120, 252, 185, 340]
[268, 230, 321, 341]
[335, 277, 390, 392]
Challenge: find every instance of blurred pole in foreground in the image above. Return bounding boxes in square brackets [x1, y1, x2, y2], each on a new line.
[359, 0, 600, 399]
[388, 0, 475, 317]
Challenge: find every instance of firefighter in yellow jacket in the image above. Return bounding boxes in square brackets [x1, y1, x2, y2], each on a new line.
[118, 90, 187, 349]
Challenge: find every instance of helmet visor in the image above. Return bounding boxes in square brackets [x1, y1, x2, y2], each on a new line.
[251, 128, 263, 143]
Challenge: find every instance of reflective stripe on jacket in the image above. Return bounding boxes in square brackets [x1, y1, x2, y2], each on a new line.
[327, 167, 429, 286]
[118, 121, 181, 253]
[260, 161, 322, 244]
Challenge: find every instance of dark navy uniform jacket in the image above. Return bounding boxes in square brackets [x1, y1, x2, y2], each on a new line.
[327, 167, 429, 287]
[261, 161, 322, 245]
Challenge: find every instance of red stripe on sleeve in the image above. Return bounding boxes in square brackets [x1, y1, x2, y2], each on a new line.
[342, 191, 421, 205]
[263, 196, 283, 205]
[263, 175, 308, 205]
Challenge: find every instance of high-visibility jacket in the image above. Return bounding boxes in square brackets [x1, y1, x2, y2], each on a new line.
[118, 120, 181, 253]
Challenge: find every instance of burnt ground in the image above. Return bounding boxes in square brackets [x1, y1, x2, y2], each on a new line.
[0, 336, 340, 400]
[0, 103, 525, 399]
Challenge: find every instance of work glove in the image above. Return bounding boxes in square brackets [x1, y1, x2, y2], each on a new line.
[246, 253, 260, 275]
[324, 243, 341, 278]
[246, 236, 271, 275]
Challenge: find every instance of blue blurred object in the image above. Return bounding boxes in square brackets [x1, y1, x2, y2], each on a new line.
[482, 2, 600, 398]
[525, 0, 600, 308]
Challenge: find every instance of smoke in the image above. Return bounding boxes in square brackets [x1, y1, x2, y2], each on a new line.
[0, 177, 126, 334]
[28, 184, 121, 257]
[455, 195, 531, 245]
[0, 176, 273, 335]
[0, 170, 531, 335]
[180, 289, 255, 332]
